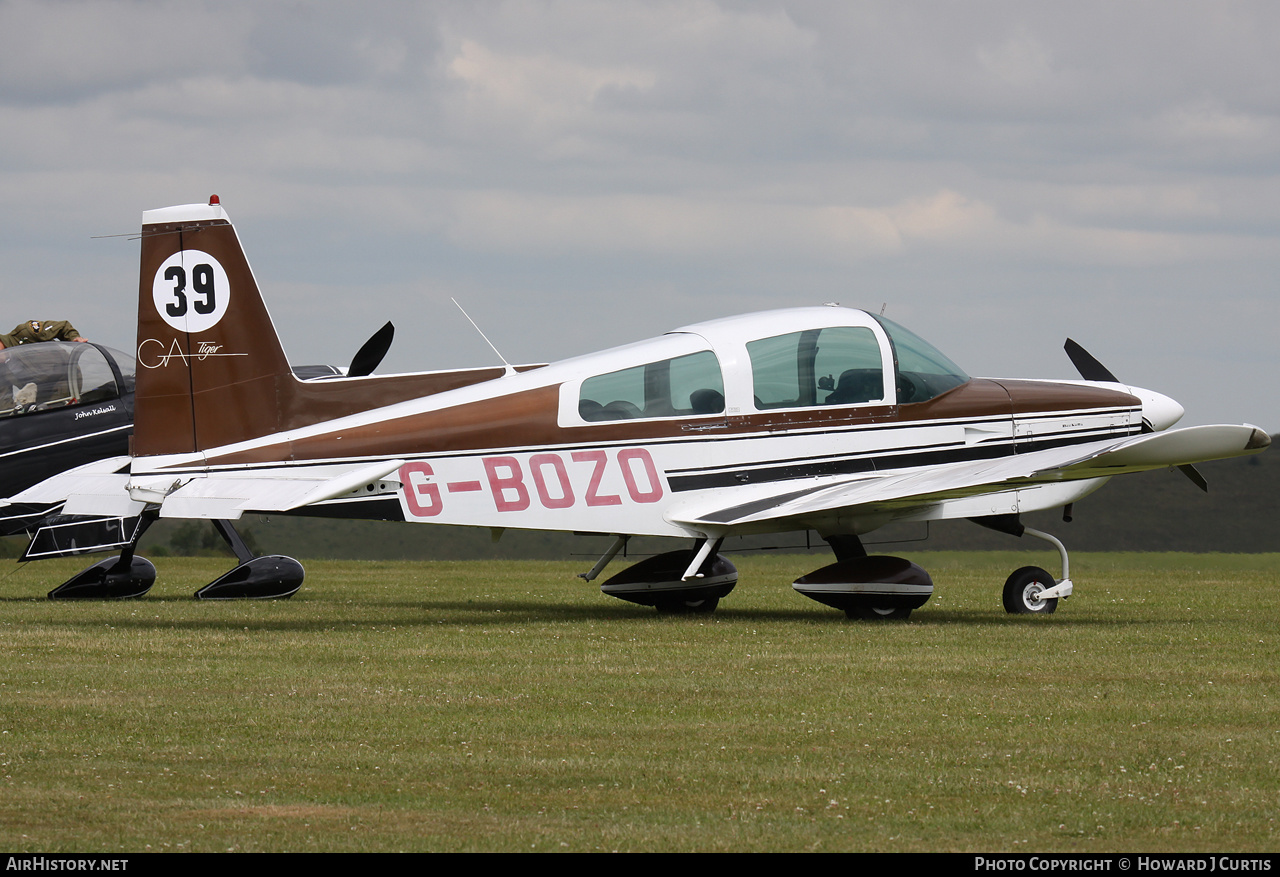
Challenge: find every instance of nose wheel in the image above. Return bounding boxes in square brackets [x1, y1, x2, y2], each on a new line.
[1002, 566, 1058, 614]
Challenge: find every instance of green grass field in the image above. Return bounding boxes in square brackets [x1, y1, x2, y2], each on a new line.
[1, 552, 1276, 852]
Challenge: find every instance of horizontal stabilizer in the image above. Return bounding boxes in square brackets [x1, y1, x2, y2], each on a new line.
[157, 460, 406, 519]
[12, 456, 137, 517]
[11, 456, 407, 522]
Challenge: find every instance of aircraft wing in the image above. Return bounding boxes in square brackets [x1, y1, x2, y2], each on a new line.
[668, 424, 1271, 530]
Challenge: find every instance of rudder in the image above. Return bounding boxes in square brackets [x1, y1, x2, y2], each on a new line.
[134, 196, 293, 457]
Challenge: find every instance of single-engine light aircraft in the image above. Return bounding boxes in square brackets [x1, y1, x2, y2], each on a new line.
[9, 197, 1270, 613]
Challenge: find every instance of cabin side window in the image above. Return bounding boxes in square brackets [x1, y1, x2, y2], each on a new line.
[748, 326, 885, 410]
[579, 350, 724, 422]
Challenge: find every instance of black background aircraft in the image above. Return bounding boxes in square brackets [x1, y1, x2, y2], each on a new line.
[0, 341, 135, 535]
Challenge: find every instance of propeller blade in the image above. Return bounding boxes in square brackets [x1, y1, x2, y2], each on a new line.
[1064, 338, 1119, 383]
[347, 321, 394, 378]
[1178, 463, 1209, 493]
[1064, 339, 1209, 492]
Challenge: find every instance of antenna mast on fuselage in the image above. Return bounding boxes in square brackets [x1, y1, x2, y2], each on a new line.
[451, 298, 514, 375]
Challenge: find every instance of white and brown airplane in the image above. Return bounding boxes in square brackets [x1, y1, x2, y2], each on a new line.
[10, 197, 1271, 614]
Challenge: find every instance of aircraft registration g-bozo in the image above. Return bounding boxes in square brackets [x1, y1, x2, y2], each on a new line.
[8, 196, 1271, 616]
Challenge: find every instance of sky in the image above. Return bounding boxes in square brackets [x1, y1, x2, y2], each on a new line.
[2, 0, 1277, 432]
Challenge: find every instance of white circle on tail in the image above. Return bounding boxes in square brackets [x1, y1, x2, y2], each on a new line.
[152, 251, 230, 333]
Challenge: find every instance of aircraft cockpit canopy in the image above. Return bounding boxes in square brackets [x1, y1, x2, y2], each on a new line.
[746, 315, 969, 409]
[569, 307, 971, 425]
[871, 315, 969, 403]
[748, 325, 886, 409]
[0, 341, 135, 418]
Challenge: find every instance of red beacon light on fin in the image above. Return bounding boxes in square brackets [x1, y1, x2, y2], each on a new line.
[209, 194, 220, 206]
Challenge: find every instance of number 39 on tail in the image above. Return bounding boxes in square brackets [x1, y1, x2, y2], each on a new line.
[9, 197, 1270, 616]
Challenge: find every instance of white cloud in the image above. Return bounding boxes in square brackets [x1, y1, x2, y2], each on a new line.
[0, 0, 252, 101]
[976, 28, 1056, 89]
[448, 39, 657, 109]
[444, 38, 657, 156]
[446, 190, 903, 260]
[1155, 97, 1280, 156]
[888, 190, 999, 244]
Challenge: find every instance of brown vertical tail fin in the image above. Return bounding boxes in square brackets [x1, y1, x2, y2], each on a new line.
[134, 197, 294, 457]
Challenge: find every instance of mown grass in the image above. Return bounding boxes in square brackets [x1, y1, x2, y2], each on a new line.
[0, 552, 1277, 852]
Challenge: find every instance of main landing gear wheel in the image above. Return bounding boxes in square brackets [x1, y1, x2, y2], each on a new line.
[599, 548, 737, 614]
[1003, 566, 1058, 615]
[655, 596, 720, 615]
[47, 556, 156, 600]
[792, 555, 932, 620]
[845, 605, 911, 621]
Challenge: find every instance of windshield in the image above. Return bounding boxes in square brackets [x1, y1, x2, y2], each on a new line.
[872, 316, 969, 403]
